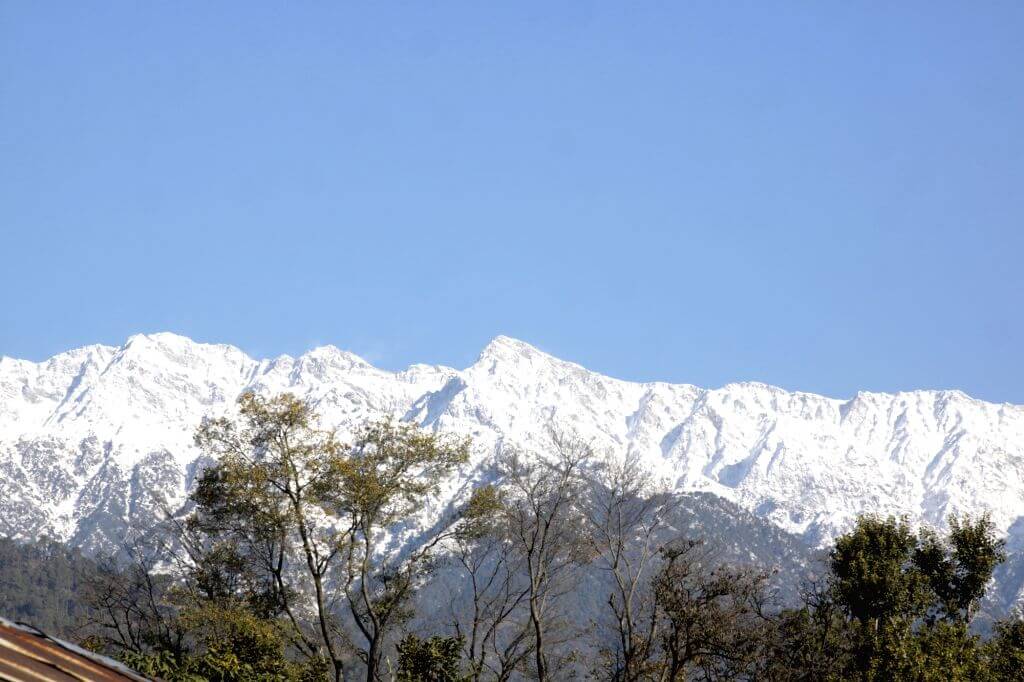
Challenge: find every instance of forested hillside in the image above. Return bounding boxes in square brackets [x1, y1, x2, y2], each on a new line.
[0, 537, 99, 638]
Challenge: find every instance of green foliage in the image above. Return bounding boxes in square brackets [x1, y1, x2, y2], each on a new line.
[100, 600, 328, 681]
[118, 649, 202, 681]
[457, 484, 504, 538]
[191, 392, 356, 681]
[985, 616, 1024, 680]
[328, 417, 470, 526]
[915, 515, 1007, 623]
[178, 603, 320, 681]
[395, 634, 466, 682]
[912, 620, 987, 681]
[829, 515, 927, 627]
[190, 394, 473, 681]
[786, 514, 1019, 681]
[760, 603, 849, 681]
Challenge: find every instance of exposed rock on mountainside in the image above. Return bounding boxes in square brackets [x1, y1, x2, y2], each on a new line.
[2, 333, 1023, 607]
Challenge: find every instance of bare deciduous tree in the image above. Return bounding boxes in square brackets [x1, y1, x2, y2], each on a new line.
[495, 430, 593, 681]
[585, 452, 680, 681]
[448, 523, 534, 681]
[82, 541, 185, 659]
[653, 539, 772, 681]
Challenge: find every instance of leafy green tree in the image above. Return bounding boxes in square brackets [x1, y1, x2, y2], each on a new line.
[329, 418, 470, 682]
[827, 516, 930, 679]
[193, 394, 472, 682]
[912, 620, 987, 682]
[984, 615, 1024, 680]
[914, 514, 1006, 624]
[830, 516, 927, 629]
[774, 514, 1009, 681]
[193, 392, 352, 681]
[758, 585, 850, 681]
[117, 603, 325, 682]
[395, 634, 466, 682]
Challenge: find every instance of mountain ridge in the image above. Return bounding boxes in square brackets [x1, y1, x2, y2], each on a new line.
[3, 330, 1009, 407]
[2, 331, 1023, 609]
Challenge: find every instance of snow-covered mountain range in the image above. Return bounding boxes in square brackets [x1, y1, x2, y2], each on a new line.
[2, 332, 1023, 603]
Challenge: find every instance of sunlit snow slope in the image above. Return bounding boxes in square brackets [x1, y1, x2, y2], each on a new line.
[2, 332, 1023, 602]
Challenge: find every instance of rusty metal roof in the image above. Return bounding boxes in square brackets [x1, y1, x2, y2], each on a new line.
[0, 618, 153, 681]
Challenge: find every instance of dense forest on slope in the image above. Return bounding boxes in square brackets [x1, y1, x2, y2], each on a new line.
[0, 537, 99, 637]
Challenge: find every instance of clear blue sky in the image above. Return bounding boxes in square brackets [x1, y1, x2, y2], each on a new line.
[2, 3, 1022, 403]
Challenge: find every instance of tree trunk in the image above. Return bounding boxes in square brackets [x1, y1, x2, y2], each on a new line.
[366, 638, 379, 682]
[531, 596, 546, 681]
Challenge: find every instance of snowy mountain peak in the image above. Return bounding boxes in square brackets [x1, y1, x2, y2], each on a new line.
[295, 345, 374, 377]
[124, 331, 188, 347]
[476, 335, 548, 362]
[2, 332, 1024, 610]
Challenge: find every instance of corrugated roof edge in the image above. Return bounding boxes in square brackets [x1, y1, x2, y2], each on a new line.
[0, 616, 153, 681]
